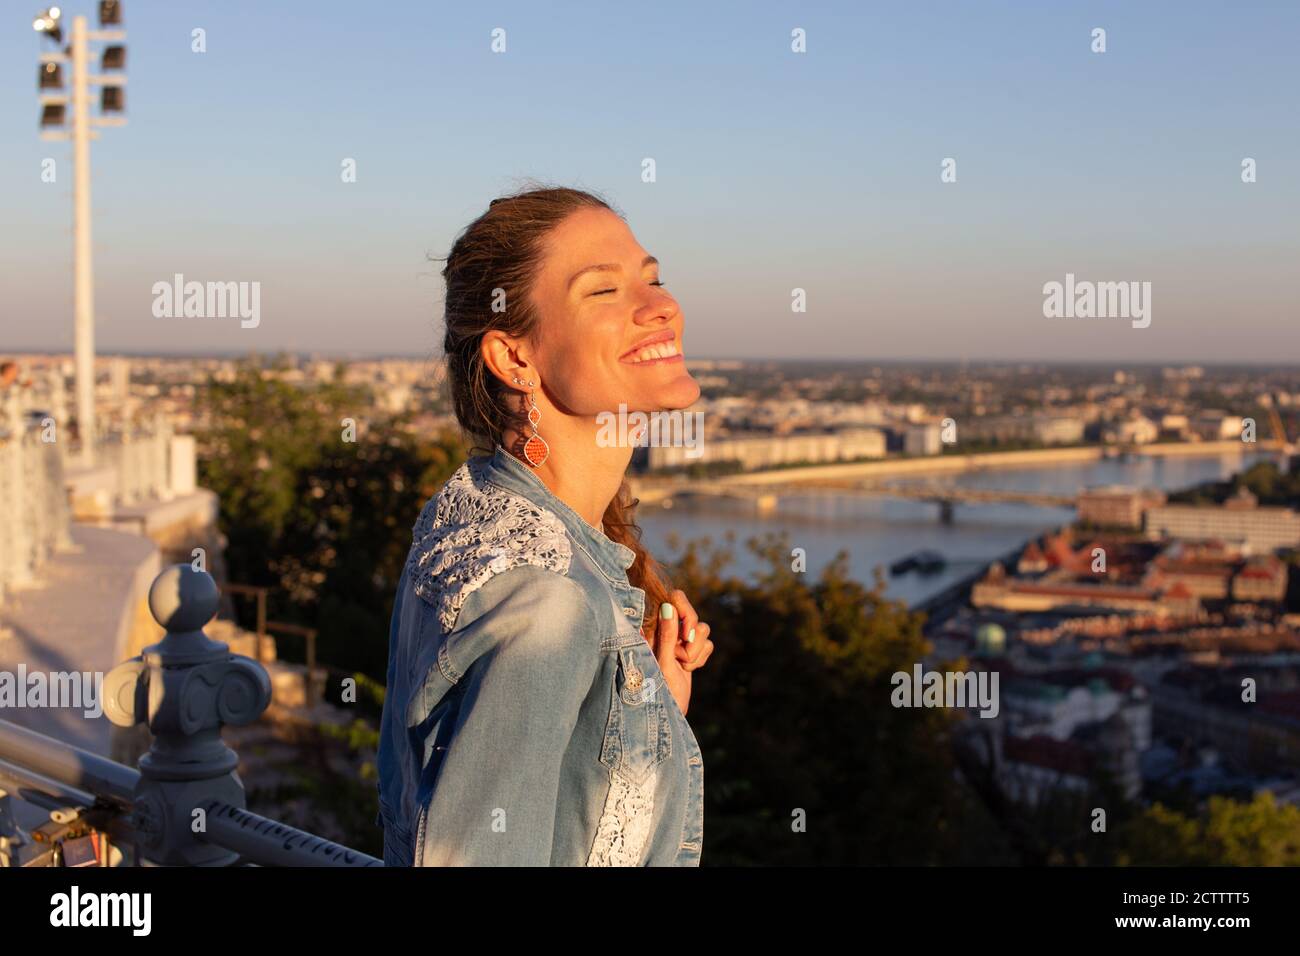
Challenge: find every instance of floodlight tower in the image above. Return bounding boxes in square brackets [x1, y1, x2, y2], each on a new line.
[33, 2, 127, 467]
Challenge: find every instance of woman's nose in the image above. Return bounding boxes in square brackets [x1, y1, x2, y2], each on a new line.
[637, 287, 678, 322]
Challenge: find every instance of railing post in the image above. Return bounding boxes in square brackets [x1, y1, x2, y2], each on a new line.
[44, 434, 75, 553]
[154, 411, 174, 501]
[48, 365, 69, 438]
[103, 564, 272, 865]
[119, 426, 138, 506]
[27, 410, 51, 569]
[2, 393, 34, 589]
[0, 403, 15, 602]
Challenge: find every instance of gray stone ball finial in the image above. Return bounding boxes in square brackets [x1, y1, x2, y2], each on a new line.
[149, 563, 219, 633]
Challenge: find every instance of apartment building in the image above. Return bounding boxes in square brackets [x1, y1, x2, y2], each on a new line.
[643, 427, 887, 471]
[1145, 488, 1300, 554]
[1077, 486, 1167, 529]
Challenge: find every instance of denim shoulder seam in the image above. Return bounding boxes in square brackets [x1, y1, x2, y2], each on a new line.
[436, 639, 461, 685]
[442, 562, 603, 684]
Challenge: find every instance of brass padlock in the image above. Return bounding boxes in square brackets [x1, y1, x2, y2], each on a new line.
[60, 833, 102, 867]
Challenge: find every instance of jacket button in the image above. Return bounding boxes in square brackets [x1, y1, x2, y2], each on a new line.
[626, 669, 643, 691]
[623, 607, 638, 617]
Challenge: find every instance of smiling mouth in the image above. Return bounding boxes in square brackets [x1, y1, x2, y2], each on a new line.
[621, 339, 683, 365]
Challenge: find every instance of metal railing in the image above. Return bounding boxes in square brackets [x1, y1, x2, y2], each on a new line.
[223, 582, 270, 661]
[0, 563, 381, 867]
[223, 583, 323, 700]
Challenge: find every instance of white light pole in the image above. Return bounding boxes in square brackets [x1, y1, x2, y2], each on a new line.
[70, 14, 94, 467]
[34, 4, 127, 469]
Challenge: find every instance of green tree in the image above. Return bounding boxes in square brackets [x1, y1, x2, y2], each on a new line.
[198, 358, 464, 678]
[1169, 459, 1300, 508]
[666, 530, 1014, 865]
[1110, 793, 1300, 865]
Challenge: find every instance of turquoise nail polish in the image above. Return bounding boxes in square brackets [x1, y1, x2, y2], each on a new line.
[687, 627, 696, 644]
[660, 602, 674, 620]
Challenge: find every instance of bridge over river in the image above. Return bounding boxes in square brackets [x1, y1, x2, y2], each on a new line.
[632, 476, 1076, 523]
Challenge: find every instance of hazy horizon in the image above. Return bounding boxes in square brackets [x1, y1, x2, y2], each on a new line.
[9, 348, 1300, 372]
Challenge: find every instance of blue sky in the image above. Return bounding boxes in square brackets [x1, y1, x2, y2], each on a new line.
[2, 0, 1297, 361]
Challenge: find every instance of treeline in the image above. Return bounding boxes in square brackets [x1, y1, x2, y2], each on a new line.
[197, 358, 463, 679]
[1167, 458, 1300, 508]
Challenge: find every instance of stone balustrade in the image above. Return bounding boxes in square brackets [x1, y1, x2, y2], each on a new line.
[1, 366, 201, 604]
[92, 412, 175, 507]
[0, 384, 74, 605]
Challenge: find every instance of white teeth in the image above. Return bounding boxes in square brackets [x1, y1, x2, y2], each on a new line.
[627, 341, 679, 363]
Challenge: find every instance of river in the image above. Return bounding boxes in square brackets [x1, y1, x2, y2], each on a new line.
[635, 449, 1271, 607]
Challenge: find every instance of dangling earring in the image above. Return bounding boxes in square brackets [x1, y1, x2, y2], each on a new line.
[512, 376, 549, 467]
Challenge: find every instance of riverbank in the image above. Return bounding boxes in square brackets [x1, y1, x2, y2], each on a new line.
[912, 540, 1035, 622]
[635, 447, 1266, 610]
[634, 440, 1252, 496]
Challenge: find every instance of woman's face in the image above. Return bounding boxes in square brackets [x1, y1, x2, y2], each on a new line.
[525, 207, 701, 417]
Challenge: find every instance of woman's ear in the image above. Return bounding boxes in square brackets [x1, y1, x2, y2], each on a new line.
[480, 330, 534, 391]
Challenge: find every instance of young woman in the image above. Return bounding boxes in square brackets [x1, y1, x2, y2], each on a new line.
[376, 186, 714, 866]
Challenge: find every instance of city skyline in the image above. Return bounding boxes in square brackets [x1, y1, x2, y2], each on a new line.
[3, 2, 1298, 362]
[7, 349, 1300, 370]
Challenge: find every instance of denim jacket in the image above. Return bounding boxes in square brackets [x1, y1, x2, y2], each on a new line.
[376, 443, 704, 866]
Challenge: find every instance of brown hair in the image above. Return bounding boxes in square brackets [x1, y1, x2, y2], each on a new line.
[437, 183, 674, 639]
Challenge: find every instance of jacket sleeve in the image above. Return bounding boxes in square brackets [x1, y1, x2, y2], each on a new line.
[416, 564, 601, 866]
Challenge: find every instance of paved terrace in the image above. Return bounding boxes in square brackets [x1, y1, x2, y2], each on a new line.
[0, 523, 158, 757]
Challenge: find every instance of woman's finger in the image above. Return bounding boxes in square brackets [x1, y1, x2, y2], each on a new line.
[653, 600, 680, 667]
[670, 589, 698, 643]
[676, 621, 717, 665]
[676, 620, 710, 665]
[682, 638, 714, 672]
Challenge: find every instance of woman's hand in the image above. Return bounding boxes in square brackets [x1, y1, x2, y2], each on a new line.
[649, 589, 713, 716]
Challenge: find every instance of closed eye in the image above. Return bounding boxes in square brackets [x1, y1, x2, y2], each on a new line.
[589, 278, 664, 296]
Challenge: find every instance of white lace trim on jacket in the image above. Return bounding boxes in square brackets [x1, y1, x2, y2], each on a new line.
[406, 458, 572, 632]
[586, 768, 657, 866]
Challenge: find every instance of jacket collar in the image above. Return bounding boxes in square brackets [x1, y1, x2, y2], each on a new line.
[480, 443, 637, 585]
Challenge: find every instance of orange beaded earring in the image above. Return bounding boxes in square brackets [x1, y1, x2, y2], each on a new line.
[512, 375, 549, 467]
